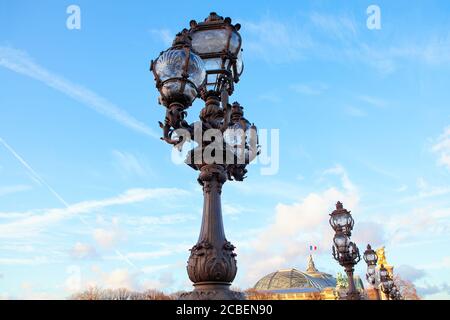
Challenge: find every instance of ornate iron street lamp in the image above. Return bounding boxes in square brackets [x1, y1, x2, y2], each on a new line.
[150, 12, 259, 300]
[364, 246, 402, 300]
[330, 202, 361, 300]
[390, 285, 402, 300]
[363, 244, 380, 300]
[379, 264, 402, 300]
[379, 264, 392, 299]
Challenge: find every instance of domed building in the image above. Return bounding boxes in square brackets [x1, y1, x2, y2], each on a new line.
[250, 255, 361, 300]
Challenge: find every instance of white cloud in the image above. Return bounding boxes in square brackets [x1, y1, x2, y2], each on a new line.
[238, 165, 359, 287]
[352, 221, 387, 248]
[93, 227, 124, 249]
[112, 150, 151, 177]
[419, 256, 450, 271]
[258, 92, 282, 104]
[417, 283, 450, 299]
[140, 264, 172, 274]
[395, 185, 408, 192]
[0, 46, 158, 139]
[396, 264, 426, 282]
[357, 95, 388, 108]
[432, 126, 450, 170]
[309, 12, 357, 42]
[126, 213, 196, 226]
[399, 177, 450, 203]
[124, 244, 189, 261]
[0, 185, 32, 197]
[420, 34, 450, 65]
[141, 272, 176, 291]
[384, 205, 450, 245]
[71, 242, 97, 259]
[344, 105, 367, 117]
[229, 179, 305, 201]
[0, 256, 51, 266]
[149, 28, 173, 47]
[125, 250, 174, 260]
[0, 187, 189, 238]
[222, 203, 252, 218]
[74, 265, 176, 292]
[242, 16, 314, 63]
[19, 283, 62, 300]
[105, 243, 190, 261]
[290, 83, 328, 96]
[241, 15, 450, 74]
[90, 268, 140, 291]
[0, 244, 34, 252]
[0, 137, 69, 207]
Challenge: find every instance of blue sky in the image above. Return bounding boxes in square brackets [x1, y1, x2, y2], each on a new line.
[1, 0, 450, 299]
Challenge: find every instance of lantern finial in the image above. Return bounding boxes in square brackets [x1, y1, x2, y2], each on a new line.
[172, 29, 191, 47]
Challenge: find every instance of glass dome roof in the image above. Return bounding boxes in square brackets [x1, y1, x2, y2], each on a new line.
[254, 268, 337, 291]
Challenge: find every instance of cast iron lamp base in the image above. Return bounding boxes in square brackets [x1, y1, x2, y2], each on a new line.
[179, 282, 244, 300]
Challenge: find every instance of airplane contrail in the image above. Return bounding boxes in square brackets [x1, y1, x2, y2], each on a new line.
[0, 137, 138, 269]
[0, 46, 158, 139]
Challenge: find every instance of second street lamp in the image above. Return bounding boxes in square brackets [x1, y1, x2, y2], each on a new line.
[364, 245, 403, 300]
[379, 264, 395, 300]
[364, 244, 380, 300]
[330, 202, 361, 300]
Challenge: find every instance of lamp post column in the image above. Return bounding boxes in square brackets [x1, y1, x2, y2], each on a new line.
[344, 265, 359, 300]
[181, 164, 242, 300]
[373, 286, 381, 300]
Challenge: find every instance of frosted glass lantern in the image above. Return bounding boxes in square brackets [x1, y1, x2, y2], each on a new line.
[333, 233, 350, 254]
[329, 201, 355, 234]
[151, 30, 206, 107]
[189, 12, 243, 95]
[363, 244, 378, 266]
[223, 102, 258, 164]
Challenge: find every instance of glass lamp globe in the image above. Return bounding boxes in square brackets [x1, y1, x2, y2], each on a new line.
[349, 242, 360, 261]
[367, 265, 376, 276]
[379, 266, 388, 278]
[223, 102, 258, 164]
[151, 30, 206, 108]
[333, 233, 349, 253]
[363, 244, 378, 265]
[189, 12, 243, 95]
[367, 265, 376, 284]
[329, 201, 354, 234]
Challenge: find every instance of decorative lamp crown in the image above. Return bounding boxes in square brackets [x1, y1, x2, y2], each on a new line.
[189, 12, 243, 97]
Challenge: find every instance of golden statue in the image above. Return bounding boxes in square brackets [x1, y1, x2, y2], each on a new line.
[376, 246, 394, 276]
[376, 247, 387, 266]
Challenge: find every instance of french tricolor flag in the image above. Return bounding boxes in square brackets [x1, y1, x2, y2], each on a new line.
[310, 245, 317, 251]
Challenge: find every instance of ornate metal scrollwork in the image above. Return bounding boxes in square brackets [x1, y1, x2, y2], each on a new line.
[187, 239, 238, 284]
